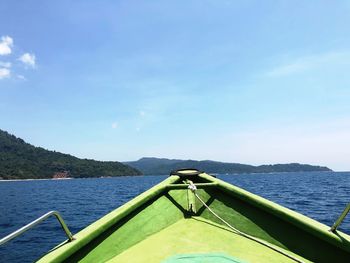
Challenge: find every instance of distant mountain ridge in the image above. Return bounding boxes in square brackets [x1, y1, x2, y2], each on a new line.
[0, 128, 333, 180]
[0, 129, 141, 179]
[124, 157, 332, 175]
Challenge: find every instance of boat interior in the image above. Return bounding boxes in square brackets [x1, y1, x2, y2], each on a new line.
[38, 170, 350, 263]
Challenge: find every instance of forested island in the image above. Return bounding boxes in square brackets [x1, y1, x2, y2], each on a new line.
[125, 157, 332, 175]
[0, 129, 332, 180]
[0, 129, 141, 180]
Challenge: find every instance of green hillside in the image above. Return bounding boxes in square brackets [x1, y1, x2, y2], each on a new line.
[124, 157, 332, 175]
[0, 129, 141, 179]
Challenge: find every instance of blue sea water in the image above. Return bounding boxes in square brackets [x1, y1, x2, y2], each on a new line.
[0, 172, 349, 262]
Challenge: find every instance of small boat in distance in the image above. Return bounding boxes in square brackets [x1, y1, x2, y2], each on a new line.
[2, 169, 350, 262]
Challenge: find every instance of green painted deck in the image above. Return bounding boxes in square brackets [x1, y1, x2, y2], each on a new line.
[37, 171, 350, 263]
[108, 218, 310, 263]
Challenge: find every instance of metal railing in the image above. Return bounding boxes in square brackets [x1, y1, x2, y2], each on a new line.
[331, 203, 350, 232]
[0, 211, 74, 246]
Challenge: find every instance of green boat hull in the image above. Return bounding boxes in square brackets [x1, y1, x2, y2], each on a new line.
[38, 170, 350, 262]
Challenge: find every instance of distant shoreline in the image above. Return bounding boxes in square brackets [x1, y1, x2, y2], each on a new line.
[124, 157, 333, 175]
[0, 178, 53, 182]
[0, 178, 73, 182]
[1, 170, 348, 182]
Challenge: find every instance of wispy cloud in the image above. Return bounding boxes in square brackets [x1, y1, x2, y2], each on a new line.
[19, 53, 36, 68]
[0, 61, 11, 68]
[0, 36, 13, 56]
[17, 74, 26, 81]
[265, 51, 350, 77]
[111, 122, 118, 129]
[0, 68, 10, 79]
[139, 110, 146, 116]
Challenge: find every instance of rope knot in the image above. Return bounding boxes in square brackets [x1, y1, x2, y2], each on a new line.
[188, 183, 197, 192]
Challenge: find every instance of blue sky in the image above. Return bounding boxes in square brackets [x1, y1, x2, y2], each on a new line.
[1, 1, 350, 170]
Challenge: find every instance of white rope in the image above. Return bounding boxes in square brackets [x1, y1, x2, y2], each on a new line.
[188, 182, 306, 263]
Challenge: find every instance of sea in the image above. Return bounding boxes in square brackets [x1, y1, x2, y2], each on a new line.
[0, 171, 349, 262]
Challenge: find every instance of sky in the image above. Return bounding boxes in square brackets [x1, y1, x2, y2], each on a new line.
[1, 1, 350, 171]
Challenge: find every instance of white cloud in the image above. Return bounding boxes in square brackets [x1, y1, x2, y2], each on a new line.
[111, 122, 118, 129]
[266, 61, 310, 77]
[0, 36, 37, 79]
[17, 74, 26, 80]
[139, 110, 146, 116]
[0, 68, 10, 79]
[0, 36, 13, 56]
[265, 51, 350, 77]
[18, 53, 36, 68]
[0, 61, 11, 68]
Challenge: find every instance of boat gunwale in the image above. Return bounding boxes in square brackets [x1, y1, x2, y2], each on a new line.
[198, 173, 350, 252]
[37, 175, 180, 262]
[37, 172, 350, 262]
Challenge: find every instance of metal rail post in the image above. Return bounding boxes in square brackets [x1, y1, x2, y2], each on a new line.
[331, 203, 350, 232]
[0, 211, 74, 246]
